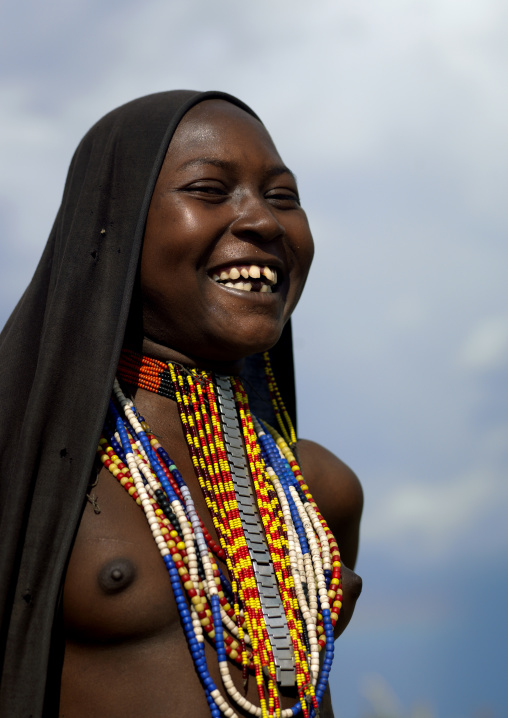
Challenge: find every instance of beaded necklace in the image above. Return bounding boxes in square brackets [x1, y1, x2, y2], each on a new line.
[98, 349, 342, 718]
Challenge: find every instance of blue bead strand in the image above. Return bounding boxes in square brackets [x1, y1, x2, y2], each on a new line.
[108, 399, 225, 718]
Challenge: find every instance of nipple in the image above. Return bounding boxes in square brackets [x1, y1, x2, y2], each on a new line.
[98, 558, 136, 595]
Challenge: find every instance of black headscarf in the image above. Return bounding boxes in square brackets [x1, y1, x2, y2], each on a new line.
[0, 90, 297, 716]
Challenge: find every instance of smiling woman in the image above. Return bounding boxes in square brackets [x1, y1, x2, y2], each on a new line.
[0, 91, 362, 718]
[140, 100, 314, 366]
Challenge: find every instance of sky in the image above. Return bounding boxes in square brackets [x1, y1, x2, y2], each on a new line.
[1, 1, 507, 716]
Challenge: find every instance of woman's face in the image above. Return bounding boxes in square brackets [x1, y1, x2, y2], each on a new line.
[141, 99, 314, 366]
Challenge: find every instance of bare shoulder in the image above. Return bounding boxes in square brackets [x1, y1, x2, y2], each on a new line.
[296, 438, 363, 569]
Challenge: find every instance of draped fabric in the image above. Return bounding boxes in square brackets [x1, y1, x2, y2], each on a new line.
[0, 90, 297, 716]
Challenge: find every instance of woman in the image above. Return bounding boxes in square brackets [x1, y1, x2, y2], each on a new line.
[0, 91, 362, 717]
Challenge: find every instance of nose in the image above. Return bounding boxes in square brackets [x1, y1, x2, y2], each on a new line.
[229, 192, 285, 244]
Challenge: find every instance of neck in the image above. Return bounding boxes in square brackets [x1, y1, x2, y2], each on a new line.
[141, 337, 246, 376]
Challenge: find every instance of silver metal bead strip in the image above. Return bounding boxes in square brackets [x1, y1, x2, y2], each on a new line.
[214, 375, 296, 687]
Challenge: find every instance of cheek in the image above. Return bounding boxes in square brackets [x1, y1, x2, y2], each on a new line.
[144, 192, 202, 254]
[301, 215, 315, 266]
[283, 224, 314, 316]
[291, 222, 315, 281]
[176, 204, 209, 236]
[141, 227, 197, 294]
[302, 233, 315, 272]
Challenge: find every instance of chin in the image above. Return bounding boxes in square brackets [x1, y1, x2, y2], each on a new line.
[206, 337, 278, 363]
[205, 322, 284, 363]
[192, 330, 282, 365]
[142, 311, 287, 368]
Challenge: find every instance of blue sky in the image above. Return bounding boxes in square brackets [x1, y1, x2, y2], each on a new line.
[1, 1, 507, 716]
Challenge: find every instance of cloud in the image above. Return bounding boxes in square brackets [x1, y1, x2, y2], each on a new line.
[361, 459, 508, 563]
[459, 316, 508, 372]
[1, 0, 507, 575]
[1, 3, 507, 715]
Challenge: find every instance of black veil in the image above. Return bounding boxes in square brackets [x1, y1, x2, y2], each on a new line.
[0, 90, 296, 716]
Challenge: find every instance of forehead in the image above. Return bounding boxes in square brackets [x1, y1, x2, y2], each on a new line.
[161, 99, 284, 173]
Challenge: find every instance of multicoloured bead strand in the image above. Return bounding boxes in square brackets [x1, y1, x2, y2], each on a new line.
[99, 350, 343, 717]
[262, 352, 297, 448]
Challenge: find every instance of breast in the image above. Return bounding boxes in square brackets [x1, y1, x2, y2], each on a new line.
[63, 467, 178, 644]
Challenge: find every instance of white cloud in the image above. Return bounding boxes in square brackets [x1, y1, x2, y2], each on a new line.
[459, 316, 508, 371]
[361, 673, 404, 718]
[361, 461, 508, 562]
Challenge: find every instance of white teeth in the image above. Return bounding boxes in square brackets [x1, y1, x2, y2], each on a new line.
[263, 266, 274, 283]
[212, 264, 278, 291]
[219, 279, 253, 292]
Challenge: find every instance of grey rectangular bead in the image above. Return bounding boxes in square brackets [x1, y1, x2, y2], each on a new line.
[222, 415, 239, 427]
[258, 575, 277, 588]
[222, 406, 237, 418]
[228, 448, 245, 460]
[267, 617, 287, 628]
[244, 534, 265, 546]
[225, 435, 243, 449]
[276, 668, 296, 687]
[250, 553, 270, 565]
[275, 650, 294, 662]
[251, 549, 270, 560]
[230, 467, 249, 480]
[256, 565, 274, 577]
[250, 544, 269, 555]
[238, 512, 256, 524]
[238, 509, 257, 521]
[240, 520, 258, 530]
[257, 575, 276, 584]
[235, 487, 252, 499]
[249, 527, 267, 551]
[230, 463, 248, 476]
[269, 626, 290, 638]
[260, 596, 280, 607]
[235, 491, 252, 502]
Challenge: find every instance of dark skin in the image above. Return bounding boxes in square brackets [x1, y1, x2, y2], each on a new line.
[60, 101, 363, 718]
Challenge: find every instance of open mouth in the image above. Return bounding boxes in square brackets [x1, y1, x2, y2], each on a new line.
[210, 264, 279, 293]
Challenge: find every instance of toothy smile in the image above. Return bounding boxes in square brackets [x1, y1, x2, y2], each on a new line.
[210, 265, 279, 293]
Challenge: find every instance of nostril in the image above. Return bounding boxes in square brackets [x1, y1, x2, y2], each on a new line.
[230, 205, 285, 244]
[233, 227, 284, 245]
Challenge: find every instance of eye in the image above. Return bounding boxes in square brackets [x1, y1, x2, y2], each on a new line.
[266, 188, 301, 207]
[180, 181, 228, 201]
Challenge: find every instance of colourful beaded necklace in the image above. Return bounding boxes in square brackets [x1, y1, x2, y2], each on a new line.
[98, 349, 343, 718]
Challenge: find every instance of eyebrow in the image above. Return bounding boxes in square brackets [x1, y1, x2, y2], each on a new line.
[176, 157, 297, 183]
